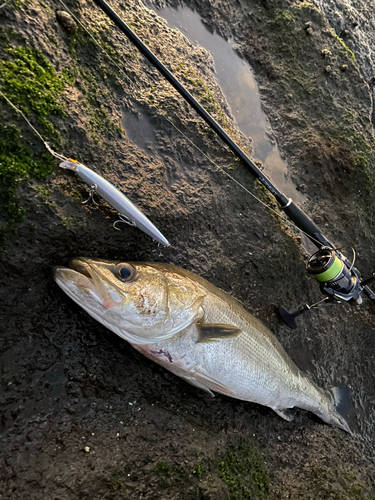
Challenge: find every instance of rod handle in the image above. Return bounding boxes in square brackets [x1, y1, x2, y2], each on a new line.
[282, 201, 333, 249]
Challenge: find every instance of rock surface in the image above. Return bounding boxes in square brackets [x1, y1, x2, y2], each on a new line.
[1, 0, 375, 498]
[311, 0, 375, 120]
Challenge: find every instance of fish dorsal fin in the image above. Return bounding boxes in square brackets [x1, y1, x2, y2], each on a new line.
[196, 321, 242, 343]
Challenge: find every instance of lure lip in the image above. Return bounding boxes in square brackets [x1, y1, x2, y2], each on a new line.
[59, 160, 170, 246]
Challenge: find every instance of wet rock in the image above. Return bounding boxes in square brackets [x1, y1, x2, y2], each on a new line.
[2, 0, 375, 499]
[311, 0, 375, 121]
[56, 11, 77, 32]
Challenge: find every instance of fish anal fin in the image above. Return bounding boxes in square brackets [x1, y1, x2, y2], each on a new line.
[273, 408, 295, 422]
[178, 373, 215, 397]
[196, 323, 242, 343]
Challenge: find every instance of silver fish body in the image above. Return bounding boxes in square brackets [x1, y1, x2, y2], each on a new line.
[53, 258, 350, 432]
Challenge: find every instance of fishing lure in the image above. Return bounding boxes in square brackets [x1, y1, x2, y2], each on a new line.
[59, 159, 169, 246]
[0, 90, 169, 246]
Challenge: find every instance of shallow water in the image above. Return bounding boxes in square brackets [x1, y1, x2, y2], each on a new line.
[145, 2, 306, 206]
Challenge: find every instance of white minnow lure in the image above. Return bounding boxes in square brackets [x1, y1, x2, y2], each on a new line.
[59, 159, 169, 246]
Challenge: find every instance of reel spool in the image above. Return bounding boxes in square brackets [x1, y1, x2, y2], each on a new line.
[306, 248, 361, 302]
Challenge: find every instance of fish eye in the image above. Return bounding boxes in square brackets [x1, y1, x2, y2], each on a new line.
[114, 263, 137, 282]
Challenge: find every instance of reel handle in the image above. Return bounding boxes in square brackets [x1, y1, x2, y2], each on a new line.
[361, 273, 375, 288]
[278, 305, 310, 330]
[360, 274, 375, 302]
[279, 296, 331, 329]
[363, 284, 375, 302]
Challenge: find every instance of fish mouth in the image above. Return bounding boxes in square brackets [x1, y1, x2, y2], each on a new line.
[53, 258, 95, 292]
[53, 257, 119, 310]
[69, 257, 93, 279]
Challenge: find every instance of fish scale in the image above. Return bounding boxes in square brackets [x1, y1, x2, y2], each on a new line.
[53, 259, 351, 432]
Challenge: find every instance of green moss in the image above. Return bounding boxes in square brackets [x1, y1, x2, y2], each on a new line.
[218, 445, 270, 500]
[39, 1, 51, 12]
[0, 46, 66, 134]
[333, 32, 357, 62]
[0, 123, 55, 228]
[153, 462, 170, 475]
[269, 9, 296, 29]
[33, 185, 51, 198]
[176, 64, 228, 123]
[0, 38, 67, 237]
[174, 465, 189, 481]
[192, 463, 203, 480]
[334, 122, 375, 184]
[4, 0, 29, 9]
[61, 216, 74, 228]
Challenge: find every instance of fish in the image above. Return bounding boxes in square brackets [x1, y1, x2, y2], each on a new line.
[53, 258, 350, 432]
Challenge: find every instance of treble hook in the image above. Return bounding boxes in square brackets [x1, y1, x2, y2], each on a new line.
[113, 213, 137, 231]
[82, 184, 99, 206]
[152, 243, 164, 257]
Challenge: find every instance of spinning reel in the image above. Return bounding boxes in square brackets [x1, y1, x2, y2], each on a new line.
[279, 246, 375, 329]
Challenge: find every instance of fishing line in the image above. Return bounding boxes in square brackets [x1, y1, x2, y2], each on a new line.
[0, 90, 170, 245]
[57, 0, 375, 324]
[0, 0, 13, 10]
[0, 90, 68, 161]
[1, 2, 321, 246]
[57, 0, 133, 85]
[163, 113, 315, 238]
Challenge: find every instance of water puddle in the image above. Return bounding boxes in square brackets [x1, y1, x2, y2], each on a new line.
[145, 2, 306, 206]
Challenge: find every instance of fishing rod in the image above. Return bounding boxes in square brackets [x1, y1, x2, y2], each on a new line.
[92, 0, 375, 328]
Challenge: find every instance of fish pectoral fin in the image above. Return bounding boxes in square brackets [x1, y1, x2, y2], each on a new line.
[178, 369, 233, 397]
[273, 408, 295, 422]
[196, 323, 242, 343]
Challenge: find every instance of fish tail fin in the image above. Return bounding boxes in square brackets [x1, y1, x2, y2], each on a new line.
[320, 386, 352, 434]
